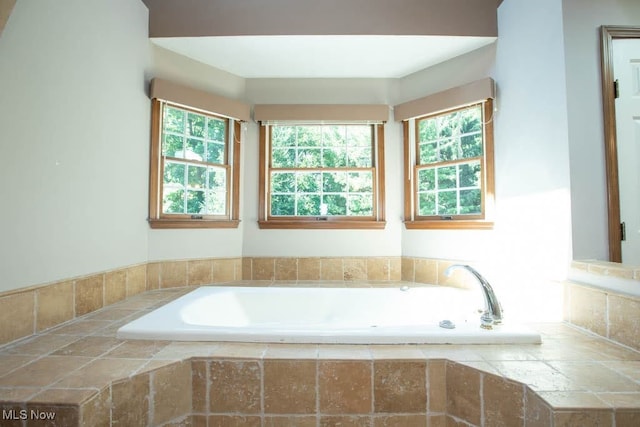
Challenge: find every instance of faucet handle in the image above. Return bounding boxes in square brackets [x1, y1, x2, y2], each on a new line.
[480, 312, 494, 330]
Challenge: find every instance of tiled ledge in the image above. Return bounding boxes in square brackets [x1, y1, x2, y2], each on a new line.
[572, 260, 640, 282]
[1, 285, 639, 427]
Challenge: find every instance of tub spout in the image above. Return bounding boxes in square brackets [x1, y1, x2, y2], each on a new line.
[444, 264, 503, 328]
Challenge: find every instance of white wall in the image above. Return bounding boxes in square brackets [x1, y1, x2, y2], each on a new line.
[242, 78, 403, 257]
[147, 45, 247, 261]
[562, 0, 640, 261]
[403, 0, 574, 285]
[0, 0, 151, 292]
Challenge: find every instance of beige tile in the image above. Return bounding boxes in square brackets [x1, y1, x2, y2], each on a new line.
[75, 274, 104, 316]
[161, 261, 188, 288]
[29, 388, 96, 405]
[483, 373, 524, 426]
[192, 360, 208, 413]
[0, 355, 35, 377]
[321, 258, 343, 281]
[401, 257, 415, 282]
[264, 359, 316, 414]
[567, 284, 607, 337]
[320, 415, 372, 427]
[151, 360, 192, 425]
[79, 387, 111, 427]
[553, 410, 613, 427]
[264, 344, 318, 359]
[2, 334, 80, 356]
[188, 259, 213, 286]
[105, 269, 127, 306]
[36, 281, 74, 332]
[53, 358, 147, 389]
[275, 258, 298, 280]
[214, 258, 237, 282]
[374, 360, 426, 413]
[49, 319, 111, 336]
[524, 388, 553, 427]
[318, 345, 372, 360]
[427, 360, 447, 413]
[389, 257, 402, 281]
[111, 373, 149, 427]
[0, 356, 92, 387]
[608, 294, 640, 351]
[445, 362, 481, 426]
[491, 361, 578, 392]
[298, 258, 321, 280]
[373, 414, 427, 427]
[103, 339, 169, 358]
[319, 360, 372, 414]
[242, 257, 253, 281]
[616, 410, 640, 427]
[548, 361, 640, 393]
[24, 404, 79, 427]
[52, 336, 122, 357]
[265, 416, 317, 427]
[427, 415, 447, 427]
[209, 342, 267, 359]
[414, 258, 437, 285]
[208, 415, 261, 427]
[127, 264, 147, 295]
[252, 258, 275, 280]
[209, 360, 261, 413]
[0, 291, 35, 346]
[344, 258, 367, 281]
[146, 262, 161, 290]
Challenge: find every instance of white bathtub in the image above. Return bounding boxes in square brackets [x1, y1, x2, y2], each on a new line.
[116, 286, 542, 344]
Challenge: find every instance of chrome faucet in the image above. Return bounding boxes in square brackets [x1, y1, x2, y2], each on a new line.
[444, 264, 503, 329]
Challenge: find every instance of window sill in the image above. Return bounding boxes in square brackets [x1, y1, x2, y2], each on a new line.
[404, 220, 494, 230]
[258, 220, 386, 230]
[148, 219, 240, 229]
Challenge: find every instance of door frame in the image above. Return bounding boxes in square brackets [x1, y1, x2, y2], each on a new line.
[600, 25, 640, 262]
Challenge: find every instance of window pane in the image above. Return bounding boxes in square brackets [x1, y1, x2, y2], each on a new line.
[271, 194, 295, 215]
[418, 119, 437, 142]
[438, 191, 457, 215]
[163, 106, 184, 134]
[207, 118, 226, 142]
[348, 171, 373, 193]
[296, 194, 321, 215]
[207, 142, 225, 164]
[323, 172, 347, 193]
[460, 189, 481, 214]
[164, 162, 185, 186]
[296, 172, 321, 193]
[163, 188, 184, 214]
[418, 192, 436, 216]
[459, 161, 481, 188]
[417, 168, 435, 192]
[272, 148, 296, 168]
[297, 148, 321, 167]
[437, 166, 457, 189]
[323, 194, 347, 215]
[187, 113, 205, 138]
[347, 145, 372, 167]
[322, 147, 346, 167]
[297, 126, 321, 147]
[419, 142, 437, 164]
[187, 165, 206, 189]
[208, 166, 227, 191]
[322, 126, 347, 147]
[346, 126, 371, 146]
[186, 138, 204, 161]
[186, 190, 205, 214]
[206, 191, 226, 215]
[461, 133, 483, 158]
[163, 134, 184, 157]
[271, 172, 295, 193]
[348, 194, 373, 216]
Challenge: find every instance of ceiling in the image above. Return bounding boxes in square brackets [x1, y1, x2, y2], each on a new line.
[151, 35, 497, 79]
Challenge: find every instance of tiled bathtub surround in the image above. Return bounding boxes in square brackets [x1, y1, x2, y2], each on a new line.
[565, 281, 640, 352]
[572, 260, 640, 281]
[0, 258, 242, 347]
[0, 287, 639, 426]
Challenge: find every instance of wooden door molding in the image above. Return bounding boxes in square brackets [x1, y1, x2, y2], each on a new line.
[600, 26, 640, 262]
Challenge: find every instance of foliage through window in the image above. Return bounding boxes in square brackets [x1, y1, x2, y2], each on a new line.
[259, 123, 386, 229]
[149, 100, 241, 228]
[404, 100, 494, 229]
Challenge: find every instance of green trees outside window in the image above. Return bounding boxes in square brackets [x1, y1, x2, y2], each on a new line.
[269, 125, 375, 217]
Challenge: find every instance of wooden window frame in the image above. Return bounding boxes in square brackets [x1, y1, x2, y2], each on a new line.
[258, 123, 386, 229]
[403, 100, 495, 230]
[148, 99, 241, 229]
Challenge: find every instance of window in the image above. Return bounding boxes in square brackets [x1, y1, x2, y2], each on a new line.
[148, 99, 241, 228]
[403, 100, 494, 229]
[258, 123, 386, 229]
